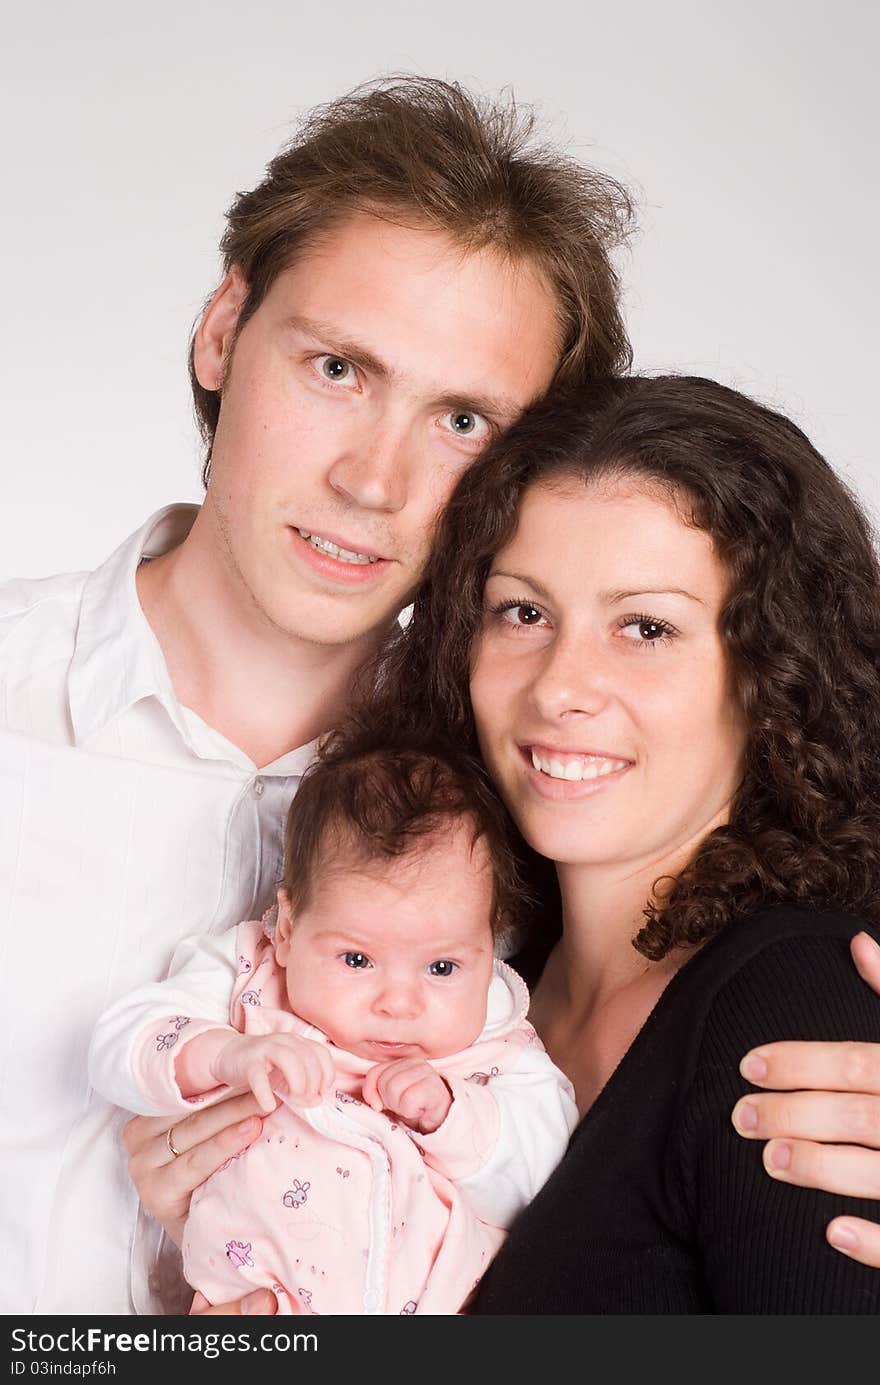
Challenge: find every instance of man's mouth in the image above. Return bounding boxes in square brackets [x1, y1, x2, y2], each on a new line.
[528, 747, 631, 782]
[297, 528, 381, 565]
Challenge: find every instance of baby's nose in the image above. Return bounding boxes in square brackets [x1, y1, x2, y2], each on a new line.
[373, 977, 421, 1018]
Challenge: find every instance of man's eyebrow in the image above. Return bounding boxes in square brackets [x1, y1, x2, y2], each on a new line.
[286, 314, 522, 420]
[286, 314, 393, 380]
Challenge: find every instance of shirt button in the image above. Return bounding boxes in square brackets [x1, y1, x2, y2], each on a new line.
[253, 778, 264, 797]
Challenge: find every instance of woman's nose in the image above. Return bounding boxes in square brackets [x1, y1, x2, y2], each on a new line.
[527, 633, 611, 721]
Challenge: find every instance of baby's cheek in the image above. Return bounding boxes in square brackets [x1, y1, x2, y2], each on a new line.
[438, 995, 487, 1052]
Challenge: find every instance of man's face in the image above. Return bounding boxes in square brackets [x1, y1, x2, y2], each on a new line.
[193, 213, 561, 653]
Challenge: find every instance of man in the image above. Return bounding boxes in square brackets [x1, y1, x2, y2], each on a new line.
[2, 77, 877, 1316]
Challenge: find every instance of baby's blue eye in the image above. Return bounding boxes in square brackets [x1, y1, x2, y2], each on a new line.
[428, 960, 456, 977]
[342, 952, 370, 969]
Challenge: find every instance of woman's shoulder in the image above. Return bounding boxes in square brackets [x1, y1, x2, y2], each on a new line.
[670, 903, 879, 1054]
[689, 902, 875, 975]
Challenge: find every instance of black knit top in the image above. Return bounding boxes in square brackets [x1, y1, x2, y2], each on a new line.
[470, 906, 880, 1314]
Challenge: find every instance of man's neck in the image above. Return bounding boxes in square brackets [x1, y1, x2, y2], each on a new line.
[135, 513, 388, 768]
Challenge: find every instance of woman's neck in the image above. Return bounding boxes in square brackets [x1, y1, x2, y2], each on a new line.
[550, 861, 668, 1015]
[530, 827, 727, 1114]
[551, 809, 730, 1015]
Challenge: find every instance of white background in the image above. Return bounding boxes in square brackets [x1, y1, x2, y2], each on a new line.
[2, 0, 877, 577]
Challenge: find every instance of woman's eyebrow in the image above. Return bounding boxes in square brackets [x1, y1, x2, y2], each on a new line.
[605, 587, 705, 606]
[485, 570, 553, 600]
[486, 573, 707, 607]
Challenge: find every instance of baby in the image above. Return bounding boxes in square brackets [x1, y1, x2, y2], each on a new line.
[90, 741, 577, 1315]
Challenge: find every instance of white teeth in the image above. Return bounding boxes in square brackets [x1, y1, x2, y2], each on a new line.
[530, 749, 624, 782]
[298, 529, 379, 564]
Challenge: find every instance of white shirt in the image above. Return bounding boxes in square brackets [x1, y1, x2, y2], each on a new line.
[0, 506, 317, 1314]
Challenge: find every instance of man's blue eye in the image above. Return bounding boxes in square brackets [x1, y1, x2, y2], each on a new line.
[321, 356, 353, 382]
[441, 409, 489, 442]
[429, 960, 456, 977]
[343, 952, 370, 969]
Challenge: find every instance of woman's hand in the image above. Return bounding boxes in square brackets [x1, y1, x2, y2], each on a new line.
[123, 1091, 266, 1246]
[731, 931, 880, 1268]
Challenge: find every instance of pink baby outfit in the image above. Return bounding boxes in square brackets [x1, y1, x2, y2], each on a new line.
[111, 920, 577, 1316]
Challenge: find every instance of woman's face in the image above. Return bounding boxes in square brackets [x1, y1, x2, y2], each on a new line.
[469, 477, 747, 879]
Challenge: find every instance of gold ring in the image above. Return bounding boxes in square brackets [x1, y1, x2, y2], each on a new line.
[166, 1126, 183, 1159]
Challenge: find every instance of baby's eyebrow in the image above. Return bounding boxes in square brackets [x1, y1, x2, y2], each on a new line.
[311, 930, 371, 948]
[429, 941, 490, 957]
[311, 930, 489, 959]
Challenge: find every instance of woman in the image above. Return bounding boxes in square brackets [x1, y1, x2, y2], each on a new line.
[126, 374, 880, 1312]
[351, 373, 880, 1310]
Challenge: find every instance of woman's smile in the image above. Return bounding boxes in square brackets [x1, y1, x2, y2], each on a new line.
[521, 743, 634, 799]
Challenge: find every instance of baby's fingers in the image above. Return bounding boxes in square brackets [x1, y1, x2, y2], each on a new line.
[361, 1064, 388, 1112]
[315, 1043, 336, 1093]
[274, 1041, 332, 1106]
[376, 1061, 436, 1116]
[246, 1063, 278, 1116]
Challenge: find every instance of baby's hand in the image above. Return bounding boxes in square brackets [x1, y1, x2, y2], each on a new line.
[212, 1034, 335, 1115]
[362, 1058, 453, 1133]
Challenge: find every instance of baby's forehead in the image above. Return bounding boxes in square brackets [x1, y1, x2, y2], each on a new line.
[318, 818, 491, 881]
[301, 842, 494, 946]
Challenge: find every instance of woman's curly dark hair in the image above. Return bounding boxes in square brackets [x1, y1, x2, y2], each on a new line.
[345, 374, 880, 960]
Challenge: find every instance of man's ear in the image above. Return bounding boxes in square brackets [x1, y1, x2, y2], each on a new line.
[192, 267, 248, 391]
[275, 887, 293, 966]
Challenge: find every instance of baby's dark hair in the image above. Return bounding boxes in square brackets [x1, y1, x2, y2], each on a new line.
[282, 733, 530, 942]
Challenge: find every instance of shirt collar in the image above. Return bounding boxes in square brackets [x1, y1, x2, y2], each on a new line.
[68, 505, 198, 748]
[67, 505, 319, 776]
[67, 504, 320, 775]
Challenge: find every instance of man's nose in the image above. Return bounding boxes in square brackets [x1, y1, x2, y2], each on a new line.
[528, 631, 612, 722]
[327, 416, 410, 513]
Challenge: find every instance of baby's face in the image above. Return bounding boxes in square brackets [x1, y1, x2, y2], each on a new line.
[275, 823, 496, 1061]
